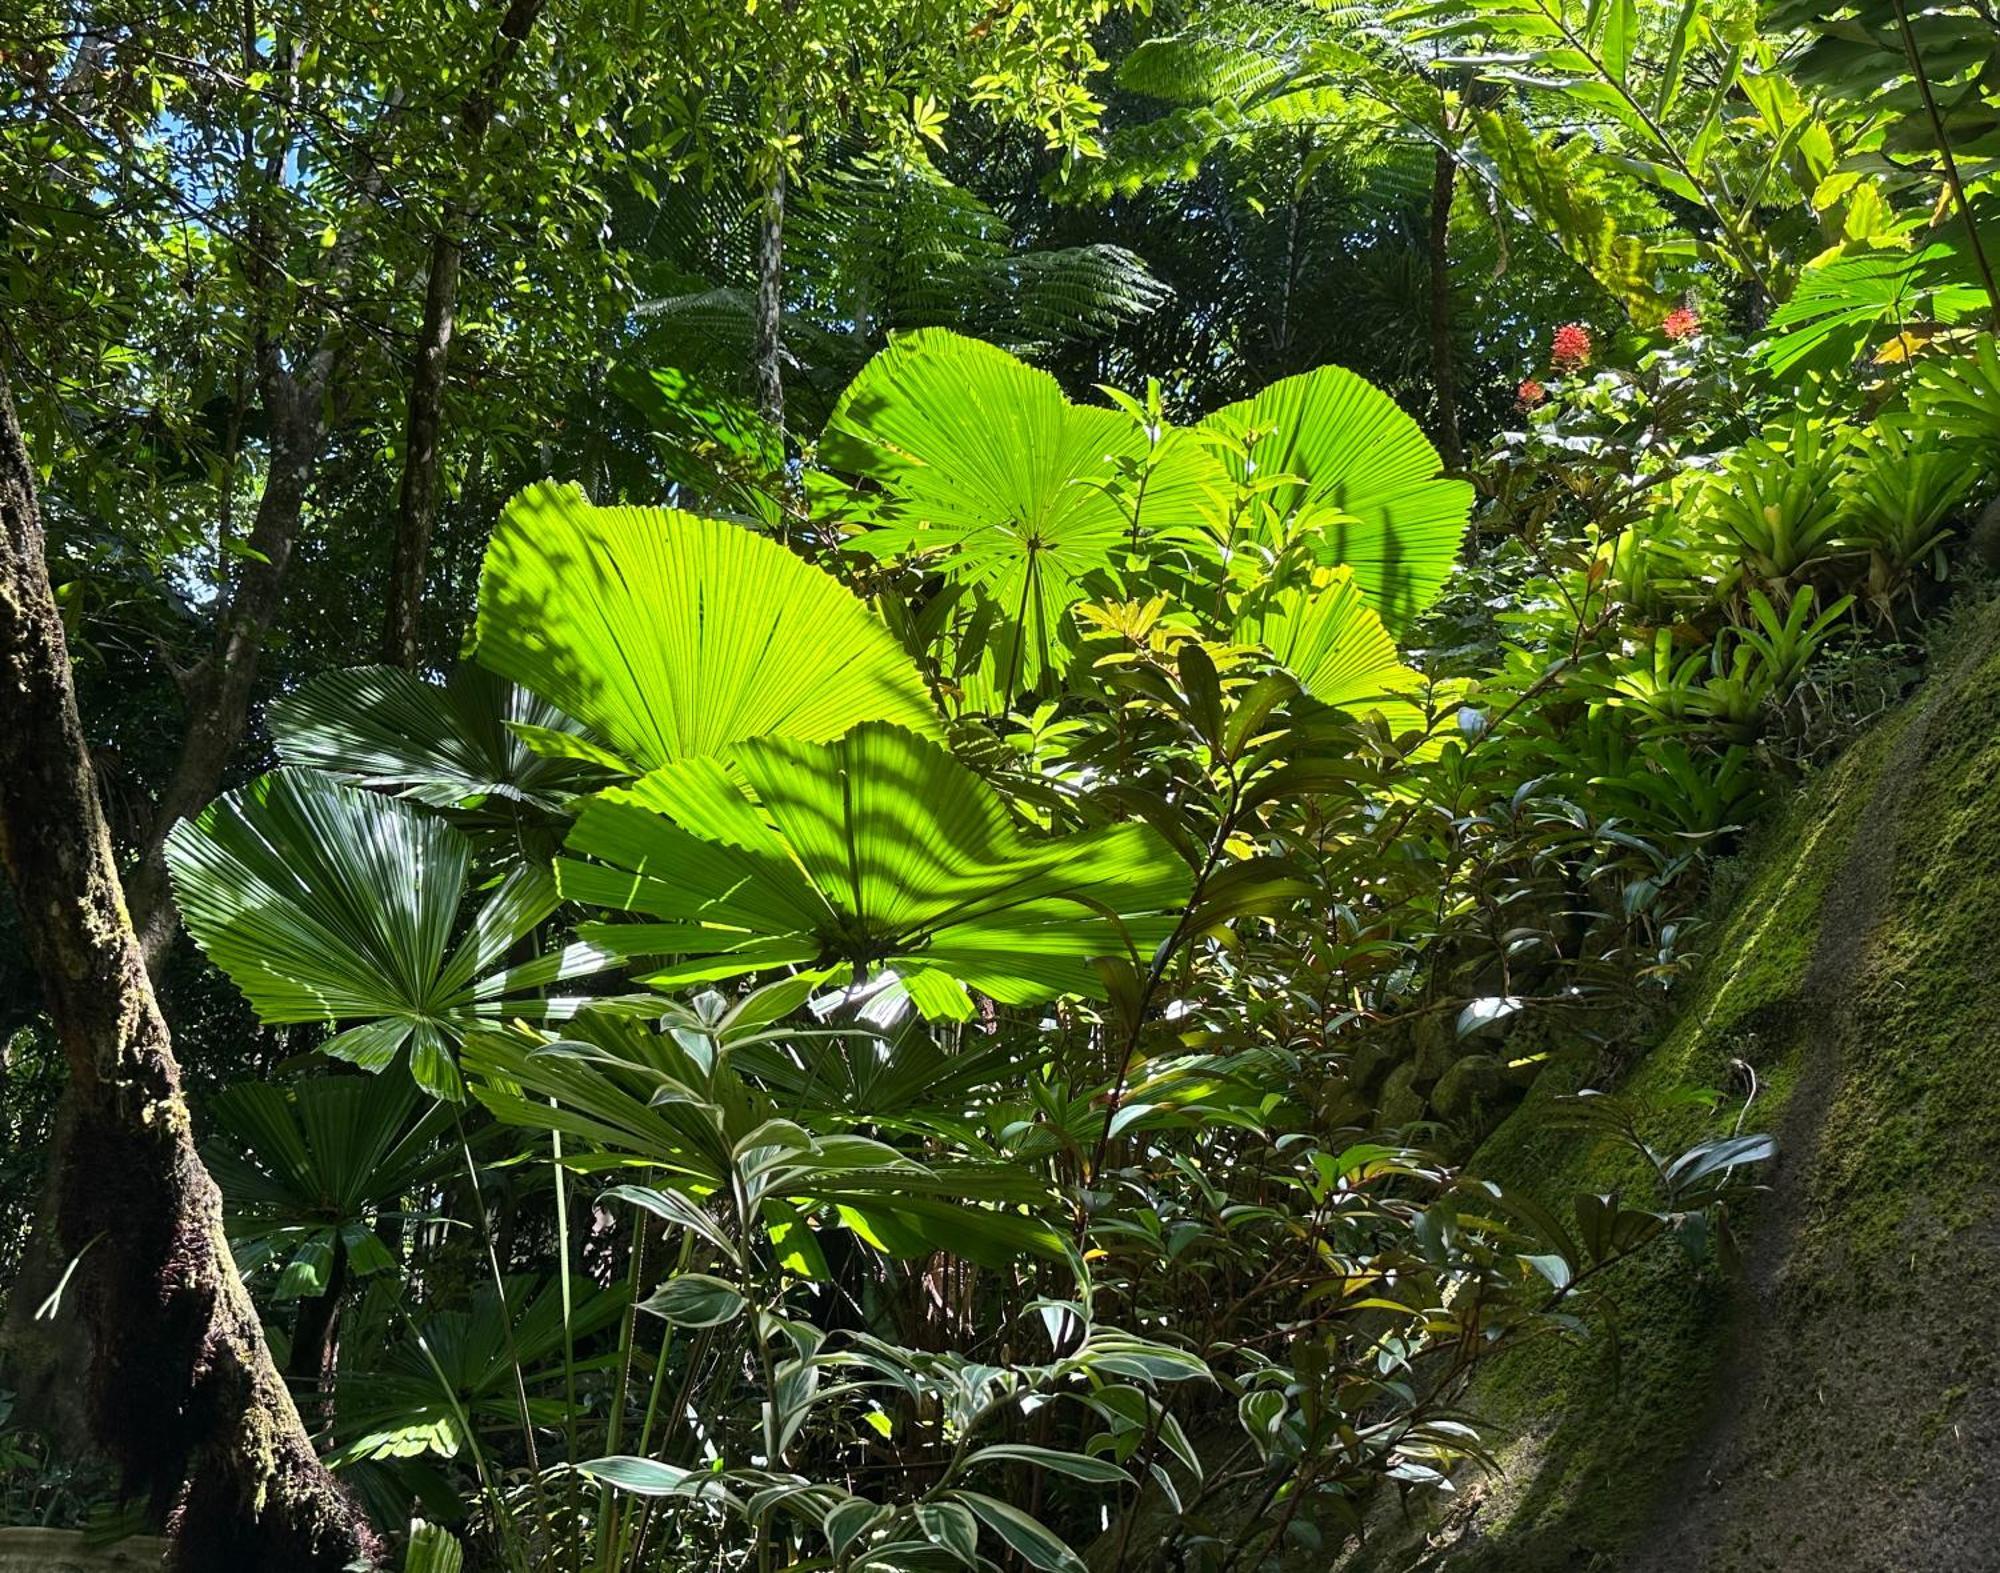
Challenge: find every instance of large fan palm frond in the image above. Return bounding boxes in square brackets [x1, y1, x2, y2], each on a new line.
[555, 721, 1191, 1019]
[1198, 363, 1473, 629]
[822, 330, 1226, 703]
[206, 1076, 454, 1297]
[270, 664, 594, 814]
[472, 482, 941, 776]
[1234, 566, 1429, 733]
[166, 769, 611, 1099]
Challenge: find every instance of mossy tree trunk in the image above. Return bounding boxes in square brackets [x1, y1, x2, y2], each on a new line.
[0, 365, 379, 1571]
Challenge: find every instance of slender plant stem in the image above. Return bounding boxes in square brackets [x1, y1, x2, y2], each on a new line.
[1890, 0, 2000, 334]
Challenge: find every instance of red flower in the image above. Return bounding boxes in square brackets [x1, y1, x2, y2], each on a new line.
[1663, 306, 1700, 342]
[1551, 322, 1593, 371]
[1516, 378, 1547, 409]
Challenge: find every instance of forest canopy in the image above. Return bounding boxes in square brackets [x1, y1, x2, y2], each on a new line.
[3, 0, 2000, 1569]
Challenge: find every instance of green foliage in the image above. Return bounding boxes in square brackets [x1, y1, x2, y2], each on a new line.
[165, 769, 609, 1099]
[474, 483, 941, 774]
[558, 721, 1190, 1012]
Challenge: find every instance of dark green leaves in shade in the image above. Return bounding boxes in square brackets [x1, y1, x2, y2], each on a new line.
[165, 768, 610, 1099]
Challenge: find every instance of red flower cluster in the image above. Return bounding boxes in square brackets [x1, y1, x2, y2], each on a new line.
[1517, 378, 1547, 410]
[1663, 306, 1700, 342]
[1551, 322, 1593, 371]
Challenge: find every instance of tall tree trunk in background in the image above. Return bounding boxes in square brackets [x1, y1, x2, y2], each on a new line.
[1426, 141, 1463, 470]
[286, 1235, 348, 1423]
[752, 154, 789, 432]
[0, 365, 379, 1572]
[381, 0, 546, 669]
[124, 352, 327, 975]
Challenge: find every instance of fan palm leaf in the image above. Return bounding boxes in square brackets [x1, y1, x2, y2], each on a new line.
[166, 769, 611, 1098]
[554, 722, 1191, 1018]
[270, 664, 593, 813]
[822, 329, 1228, 702]
[1198, 364, 1472, 629]
[206, 1076, 454, 1296]
[472, 482, 940, 776]
[1234, 566, 1428, 732]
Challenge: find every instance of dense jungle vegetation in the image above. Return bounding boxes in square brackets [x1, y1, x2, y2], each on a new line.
[4, 1, 2000, 1568]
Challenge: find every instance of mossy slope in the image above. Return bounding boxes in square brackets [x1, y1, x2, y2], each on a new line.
[1370, 595, 2000, 1572]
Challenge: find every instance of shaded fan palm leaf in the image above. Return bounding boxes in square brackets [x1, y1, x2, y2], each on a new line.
[206, 1076, 454, 1296]
[166, 769, 611, 1098]
[555, 722, 1190, 1017]
[472, 482, 940, 775]
[270, 664, 594, 813]
[331, 1276, 627, 1464]
[1198, 363, 1472, 629]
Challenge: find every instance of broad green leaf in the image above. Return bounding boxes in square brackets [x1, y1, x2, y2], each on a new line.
[166, 769, 611, 1099]
[270, 664, 593, 812]
[965, 1443, 1130, 1483]
[1198, 366, 1472, 628]
[559, 722, 1191, 1011]
[949, 1490, 1086, 1573]
[473, 481, 939, 774]
[1234, 566, 1427, 728]
[823, 329, 1229, 702]
[637, 1272, 746, 1327]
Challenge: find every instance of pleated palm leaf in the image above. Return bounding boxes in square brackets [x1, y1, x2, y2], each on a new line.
[821, 329, 1229, 705]
[1234, 565, 1429, 734]
[1198, 364, 1473, 629]
[471, 481, 941, 776]
[554, 721, 1191, 1020]
[269, 663, 595, 816]
[166, 769, 612, 1099]
[205, 1075, 455, 1299]
[330, 1275, 628, 1465]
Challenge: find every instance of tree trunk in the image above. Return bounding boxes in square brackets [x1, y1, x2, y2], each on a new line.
[286, 1235, 349, 1424]
[382, 231, 462, 670]
[752, 155, 789, 432]
[1426, 141, 1463, 470]
[0, 366, 379, 1570]
[125, 359, 324, 976]
[380, 0, 545, 669]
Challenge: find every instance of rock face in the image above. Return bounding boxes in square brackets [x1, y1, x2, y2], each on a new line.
[1357, 591, 2000, 1572]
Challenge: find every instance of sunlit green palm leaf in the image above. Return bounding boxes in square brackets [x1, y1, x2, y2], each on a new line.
[472, 481, 940, 775]
[166, 769, 610, 1098]
[556, 722, 1190, 1016]
[1199, 364, 1472, 628]
[270, 664, 593, 812]
[822, 330, 1229, 702]
[1235, 566, 1427, 731]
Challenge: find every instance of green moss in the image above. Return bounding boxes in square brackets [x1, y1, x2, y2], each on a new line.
[1409, 718, 1898, 1570]
[1790, 622, 2000, 1282]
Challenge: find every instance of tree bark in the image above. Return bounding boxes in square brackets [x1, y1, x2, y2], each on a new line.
[381, 0, 546, 669]
[1426, 141, 1463, 470]
[752, 154, 789, 432]
[286, 1234, 349, 1426]
[0, 363, 380, 1570]
[125, 352, 324, 974]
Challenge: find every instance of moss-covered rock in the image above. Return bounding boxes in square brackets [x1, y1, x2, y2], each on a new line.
[1353, 592, 2000, 1572]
